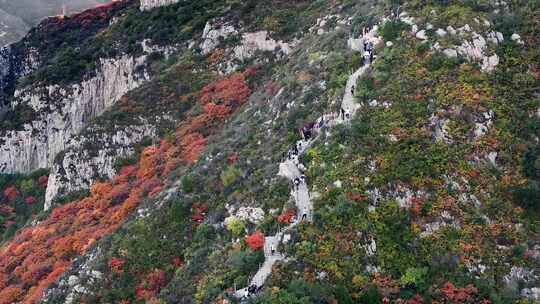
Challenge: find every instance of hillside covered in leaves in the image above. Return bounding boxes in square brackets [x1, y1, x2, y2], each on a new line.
[0, 0, 539, 303]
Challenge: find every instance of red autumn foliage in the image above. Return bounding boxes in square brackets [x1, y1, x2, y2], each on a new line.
[135, 269, 168, 301]
[278, 208, 296, 224]
[109, 257, 126, 274]
[228, 153, 239, 164]
[38, 176, 49, 188]
[346, 192, 367, 203]
[4, 186, 20, 202]
[25, 196, 37, 205]
[200, 72, 252, 106]
[191, 203, 209, 222]
[0, 286, 24, 304]
[0, 70, 255, 304]
[246, 231, 265, 251]
[179, 133, 207, 164]
[172, 256, 184, 268]
[440, 282, 478, 303]
[204, 103, 231, 120]
[410, 197, 424, 216]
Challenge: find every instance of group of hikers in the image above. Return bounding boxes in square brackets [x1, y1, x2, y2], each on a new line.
[245, 284, 263, 298]
[240, 27, 379, 302]
[362, 39, 375, 65]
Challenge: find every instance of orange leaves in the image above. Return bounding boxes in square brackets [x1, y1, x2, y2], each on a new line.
[203, 102, 231, 120]
[200, 72, 252, 106]
[138, 146, 161, 179]
[135, 269, 168, 301]
[245, 231, 265, 251]
[109, 257, 126, 274]
[0, 286, 23, 304]
[90, 182, 113, 198]
[180, 133, 207, 163]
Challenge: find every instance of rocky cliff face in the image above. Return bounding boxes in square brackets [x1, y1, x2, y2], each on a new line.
[0, 44, 40, 112]
[0, 54, 150, 174]
[44, 122, 159, 210]
[139, 0, 180, 11]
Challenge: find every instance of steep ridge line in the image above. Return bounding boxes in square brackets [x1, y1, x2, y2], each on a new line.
[233, 25, 382, 300]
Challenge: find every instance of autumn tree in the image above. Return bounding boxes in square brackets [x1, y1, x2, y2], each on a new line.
[246, 231, 265, 251]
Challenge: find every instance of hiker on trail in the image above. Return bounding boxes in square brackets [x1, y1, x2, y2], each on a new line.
[294, 178, 300, 190]
[302, 122, 315, 140]
[245, 288, 250, 298]
[271, 245, 275, 255]
[345, 110, 351, 120]
[248, 284, 257, 295]
[302, 213, 307, 221]
[369, 50, 374, 63]
[351, 85, 355, 95]
[340, 108, 345, 120]
[364, 50, 370, 64]
[318, 117, 325, 128]
[300, 175, 306, 184]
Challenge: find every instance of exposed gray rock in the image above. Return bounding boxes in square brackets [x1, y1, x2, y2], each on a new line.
[415, 29, 428, 40]
[511, 33, 524, 44]
[139, 0, 180, 11]
[446, 25, 457, 35]
[436, 28, 447, 37]
[44, 123, 159, 210]
[430, 114, 452, 143]
[481, 54, 499, 72]
[521, 288, 540, 300]
[0, 54, 150, 174]
[200, 18, 238, 55]
[473, 110, 494, 139]
[443, 49, 458, 58]
[233, 31, 294, 61]
[487, 31, 504, 44]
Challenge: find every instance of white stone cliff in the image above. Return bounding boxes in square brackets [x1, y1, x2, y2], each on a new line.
[44, 123, 159, 210]
[0, 54, 150, 174]
[139, 0, 180, 11]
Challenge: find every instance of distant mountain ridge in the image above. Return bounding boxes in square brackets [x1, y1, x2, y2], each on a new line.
[0, 8, 29, 47]
[0, 0, 110, 46]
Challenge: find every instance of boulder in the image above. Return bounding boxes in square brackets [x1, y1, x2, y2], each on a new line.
[416, 30, 428, 40]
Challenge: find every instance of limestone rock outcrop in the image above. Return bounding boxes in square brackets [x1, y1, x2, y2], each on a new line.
[139, 0, 180, 11]
[0, 55, 150, 174]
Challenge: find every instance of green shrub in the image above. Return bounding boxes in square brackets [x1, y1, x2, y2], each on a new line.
[400, 267, 428, 289]
[225, 217, 246, 236]
[378, 20, 410, 41]
[220, 166, 243, 188]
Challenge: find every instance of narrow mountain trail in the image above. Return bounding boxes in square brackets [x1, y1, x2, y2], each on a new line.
[234, 27, 381, 301]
